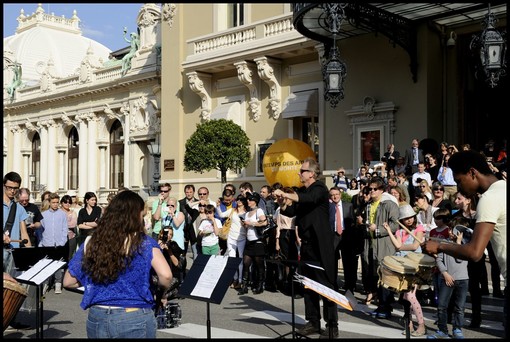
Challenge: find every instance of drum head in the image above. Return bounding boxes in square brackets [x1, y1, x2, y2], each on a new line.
[3, 280, 28, 297]
[382, 255, 419, 274]
[405, 252, 435, 267]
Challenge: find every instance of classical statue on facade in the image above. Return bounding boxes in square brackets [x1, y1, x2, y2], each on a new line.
[7, 62, 22, 99]
[121, 28, 140, 76]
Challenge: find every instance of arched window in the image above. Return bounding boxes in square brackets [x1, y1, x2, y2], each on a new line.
[68, 127, 79, 189]
[31, 133, 41, 191]
[109, 120, 124, 189]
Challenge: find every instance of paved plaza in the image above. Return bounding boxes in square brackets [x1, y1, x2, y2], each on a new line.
[4, 256, 505, 339]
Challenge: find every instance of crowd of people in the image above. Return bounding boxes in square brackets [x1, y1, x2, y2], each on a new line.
[3, 137, 506, 338]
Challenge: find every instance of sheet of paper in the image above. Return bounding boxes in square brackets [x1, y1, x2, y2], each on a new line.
[17, 259, 67, 285]
[298, 274, 353, 311]
[190, 255, 229, 298]
[16, 258, 53, 282]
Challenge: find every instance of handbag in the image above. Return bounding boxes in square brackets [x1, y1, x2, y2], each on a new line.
[218, 210, 234, 240]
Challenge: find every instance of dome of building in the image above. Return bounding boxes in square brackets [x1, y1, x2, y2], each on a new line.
[3, 4, 111, 87]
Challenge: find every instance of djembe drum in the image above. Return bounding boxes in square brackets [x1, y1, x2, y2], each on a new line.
[378, 255, 419, 293]
[3, 280, 28, 331]
[405, 251, 436, 286]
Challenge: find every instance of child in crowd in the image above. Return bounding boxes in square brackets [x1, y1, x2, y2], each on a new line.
[428, 208, 452, 307]
[197, 204, 222, 255]
[427, 214, 469, 339]
[383, 204, 426, 336]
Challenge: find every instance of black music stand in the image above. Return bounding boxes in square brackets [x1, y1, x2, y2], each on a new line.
[398, 295, 412, 339]
[178, 254, 241, 339]
[12, 246, 68, 339]
[266, 258, 308, 339]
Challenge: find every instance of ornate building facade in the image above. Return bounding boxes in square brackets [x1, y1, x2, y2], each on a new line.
[4, 4, 507, 202]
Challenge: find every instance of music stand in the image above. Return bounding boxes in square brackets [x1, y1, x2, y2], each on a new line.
[12, 246, 67, 339]
[178, 254, 241, 339]
[266, 258, 308, 339]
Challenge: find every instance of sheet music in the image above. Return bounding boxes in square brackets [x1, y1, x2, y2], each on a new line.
[296, 274, 353, 311]
[190, 255, 229, 298]
[16, 258, 66, 285]
[16, 258, 53, 281]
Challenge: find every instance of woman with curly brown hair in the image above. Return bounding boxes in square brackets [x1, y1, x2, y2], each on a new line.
[63, 190, 172, 338]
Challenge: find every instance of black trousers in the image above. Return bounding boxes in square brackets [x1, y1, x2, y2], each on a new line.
[300, 241, 338, 327]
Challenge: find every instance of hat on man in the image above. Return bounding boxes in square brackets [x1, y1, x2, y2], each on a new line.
[66, 190, 77, 197]
[246, 192, 261, 204]
[399, 204, 417, 220]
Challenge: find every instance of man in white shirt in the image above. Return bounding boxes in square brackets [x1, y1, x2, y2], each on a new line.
[422, 150, 507, 338]
[412, 162, 432, 187]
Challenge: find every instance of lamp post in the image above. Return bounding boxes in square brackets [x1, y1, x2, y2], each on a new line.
[147, 134, 161, 195]
[293, 3, 348, 108]
[470, 4, 507, 88]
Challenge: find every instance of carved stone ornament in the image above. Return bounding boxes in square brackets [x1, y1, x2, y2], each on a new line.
[162, 3, 177, 28]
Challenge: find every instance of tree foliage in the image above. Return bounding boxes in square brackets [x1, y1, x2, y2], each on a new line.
[183, 119, 251, 183]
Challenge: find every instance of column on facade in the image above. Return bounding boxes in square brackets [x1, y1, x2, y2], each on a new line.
[39, 121, 49, 192]
[46, 120, 57, 192]
[57, 149, 66, 190]
[9, 126, 22, 173]
[87, 114, 98, 193]
[98, 144, 107, 189]
[21, 150, 30, 189]
[77, 115, 88, 196]
[123, 110, 131, 189]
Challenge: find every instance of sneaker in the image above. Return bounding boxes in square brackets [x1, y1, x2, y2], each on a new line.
[297, 321, 321, 336]
[319, 326, 339, 339]
[452, 329, 464, 339]
[427, 330, 451, 339]
[55, 283, 62, 294]
[376, 311, 392, 319]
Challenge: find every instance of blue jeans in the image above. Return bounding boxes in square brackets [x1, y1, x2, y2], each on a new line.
[437, 278, 469, 333]
[87, 306, 156, 338]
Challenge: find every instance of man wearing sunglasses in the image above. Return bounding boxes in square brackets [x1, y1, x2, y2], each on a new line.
[152, 183, 172, 240]
[273, 157, 338, 338]
[366, 177, 399, 320]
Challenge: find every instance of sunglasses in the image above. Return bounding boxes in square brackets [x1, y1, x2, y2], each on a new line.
[420, 186, 427, 188]
[169, 205, 175, 208]
[160, 190, 170, 193]
[198, 204, 206, 207]
[198, 193, 208, 196]
[368, 187, 379, 191]
[433, 188, 444, 191]
[299, 169, 311, 174]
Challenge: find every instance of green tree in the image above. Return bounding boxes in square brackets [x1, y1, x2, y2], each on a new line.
[184, 119, 251, 184]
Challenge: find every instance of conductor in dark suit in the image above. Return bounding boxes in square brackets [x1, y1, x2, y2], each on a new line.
[329, 187, 357, 294]
[274, 157, 338, 338]
[404, 138, 425, 175]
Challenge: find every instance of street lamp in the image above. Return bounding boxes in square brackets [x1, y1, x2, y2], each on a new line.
[293, 3, 348, 108]
[147, 134, 161, 195]
[470, 4, 507, 88]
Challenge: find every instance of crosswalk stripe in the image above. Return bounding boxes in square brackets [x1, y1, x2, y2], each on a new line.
[159, 305, 504, 338]
[158, 323, 269, 338]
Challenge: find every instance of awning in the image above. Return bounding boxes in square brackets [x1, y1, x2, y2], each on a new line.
[211, 101, 241, 125]
[281, 89, 318, 119]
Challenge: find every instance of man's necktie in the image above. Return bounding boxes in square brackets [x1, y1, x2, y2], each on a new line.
[336, 205, 343, 235]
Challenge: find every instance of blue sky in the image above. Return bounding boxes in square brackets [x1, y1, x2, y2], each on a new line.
[4, 3, 144, 51]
